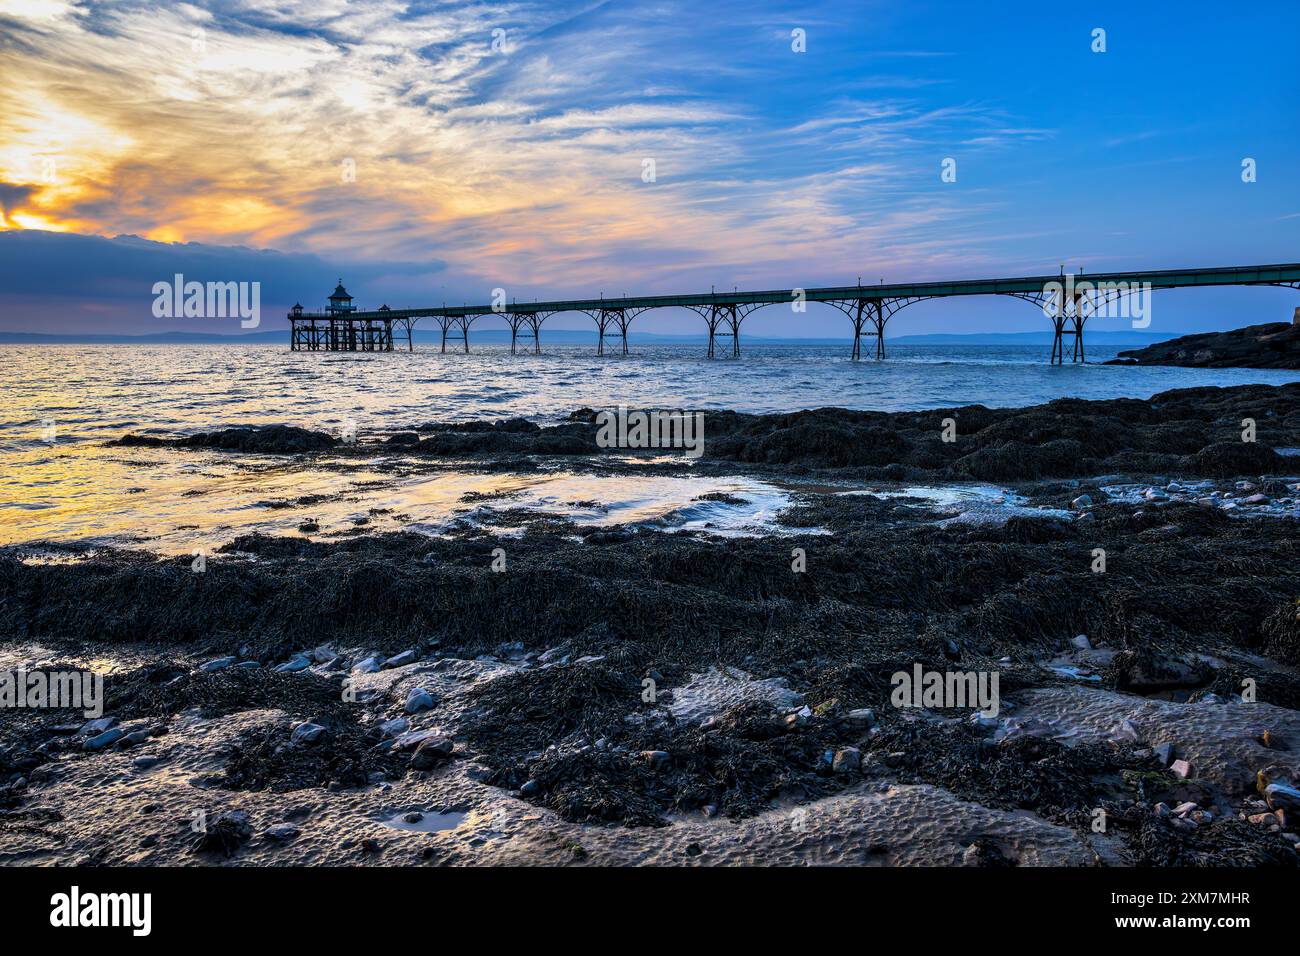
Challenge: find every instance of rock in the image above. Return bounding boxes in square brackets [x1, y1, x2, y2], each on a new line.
[275, 655, 311, 673]
[391, 728, 440, 751]
[1114, 719, 1140, 743]
[385, 649, 417, 668]
[360, 838, 381, 853]
[1265, 783, 1300, 813]
[1112, 649, 1211, 692]
[410, 736, 454, 770]
[79, 717, 117, 736]
[290, 722, 326, 746]
[832, 748, 861, 774]
[520, 779, 542, 796]
[404, 688, 435, 713]
[1152, 742, 1175, 767]
[199, 656, 237, 673]
[194, 811, 253, 856]
[1107, 322, 1300, 370]
[844, 708, 876, 730]
[1153, 802, 1170, 818]
[116, 730, 149, 749]
[379, 717, 410, 738]
[265, 825, 299, 843]
[353, 656, 381, 674]
[84, 728, 125, 750]
[1173, 801, 1199, 816]
[1170, 759, 1193, 779]
[641, 750, 671, 771]
[1071, 634, 1092, 651]
[403, 811, 424, 823]
[1072, 494, 1092, 509]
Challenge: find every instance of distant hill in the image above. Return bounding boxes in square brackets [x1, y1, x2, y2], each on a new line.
[888, 330, 1185, 345]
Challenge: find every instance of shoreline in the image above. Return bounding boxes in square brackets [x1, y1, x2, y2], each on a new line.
[3, 384, 1300, 866]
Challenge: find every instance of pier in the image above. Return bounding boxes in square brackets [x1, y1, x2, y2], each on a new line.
[287, 264, 1300, 362]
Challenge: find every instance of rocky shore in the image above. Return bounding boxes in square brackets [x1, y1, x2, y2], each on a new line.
[1107, 322, 1300, 369]
[4, 383, 1300, 866]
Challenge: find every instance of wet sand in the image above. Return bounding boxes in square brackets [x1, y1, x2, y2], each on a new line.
[3, 383, 1300, 866]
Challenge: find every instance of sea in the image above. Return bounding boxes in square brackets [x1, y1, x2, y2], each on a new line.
[2, 343, 1297, 554]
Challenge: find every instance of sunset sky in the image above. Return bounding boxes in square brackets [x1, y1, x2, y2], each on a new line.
[1, 0, 1297, 336]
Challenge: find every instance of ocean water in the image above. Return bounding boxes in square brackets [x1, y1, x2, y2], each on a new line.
[1, 343, 1297, 553]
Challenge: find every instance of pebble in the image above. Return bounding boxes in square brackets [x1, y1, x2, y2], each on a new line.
[641, 750, 671, 771]
[353, 657, 381, 674]
[1115, 719, 1140, 743]
[385, 649, 417, 668]
[393, 728, 442, 751]
[379, 717, 410, 738]
[265, 825, 300, 843]
[1265, 783, 1300, 813]
[133, 755, 161, 769]
[1170, 759, 1193, 779]
[403, 811, 424, 824]
[116, 730, 149, 749]
[84, 728, 125, 750]
[199, 656, 236, 673]
[1153, 742, 1175, 767]
[1072, 494, 1092, 509]
[520, 779, 542, 796]
[275, 655, 311, 673]
[844, 708, 876, 730]
[1173, 801, 1199, 816]
[404, 688, 435, 713]
[290, 722, 327, 746]
[410, 736, 454, 770]
[80, 717, 117, 736]
[832, 748, 861, 774]
[1071, 634, 1092, 650]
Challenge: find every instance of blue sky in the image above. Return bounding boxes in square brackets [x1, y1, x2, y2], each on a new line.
[0, 0, 1296, 336]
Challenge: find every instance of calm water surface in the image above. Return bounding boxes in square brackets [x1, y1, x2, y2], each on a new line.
[2, 343, 1296, 552]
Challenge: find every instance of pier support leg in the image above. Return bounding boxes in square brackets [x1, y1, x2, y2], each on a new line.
[1072, 315, 1086, 363]
[704, 304, 740, 358]
[850, 300, 866, 360]
[527, 315, 543, 354]
[616, 311, 632, 354]
[595, 309, 626, 356]
[873, 300, 887, 360]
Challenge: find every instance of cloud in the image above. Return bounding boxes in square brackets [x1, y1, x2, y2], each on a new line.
[0, 0, 1054, 316]
[0, 228, 446, 332]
